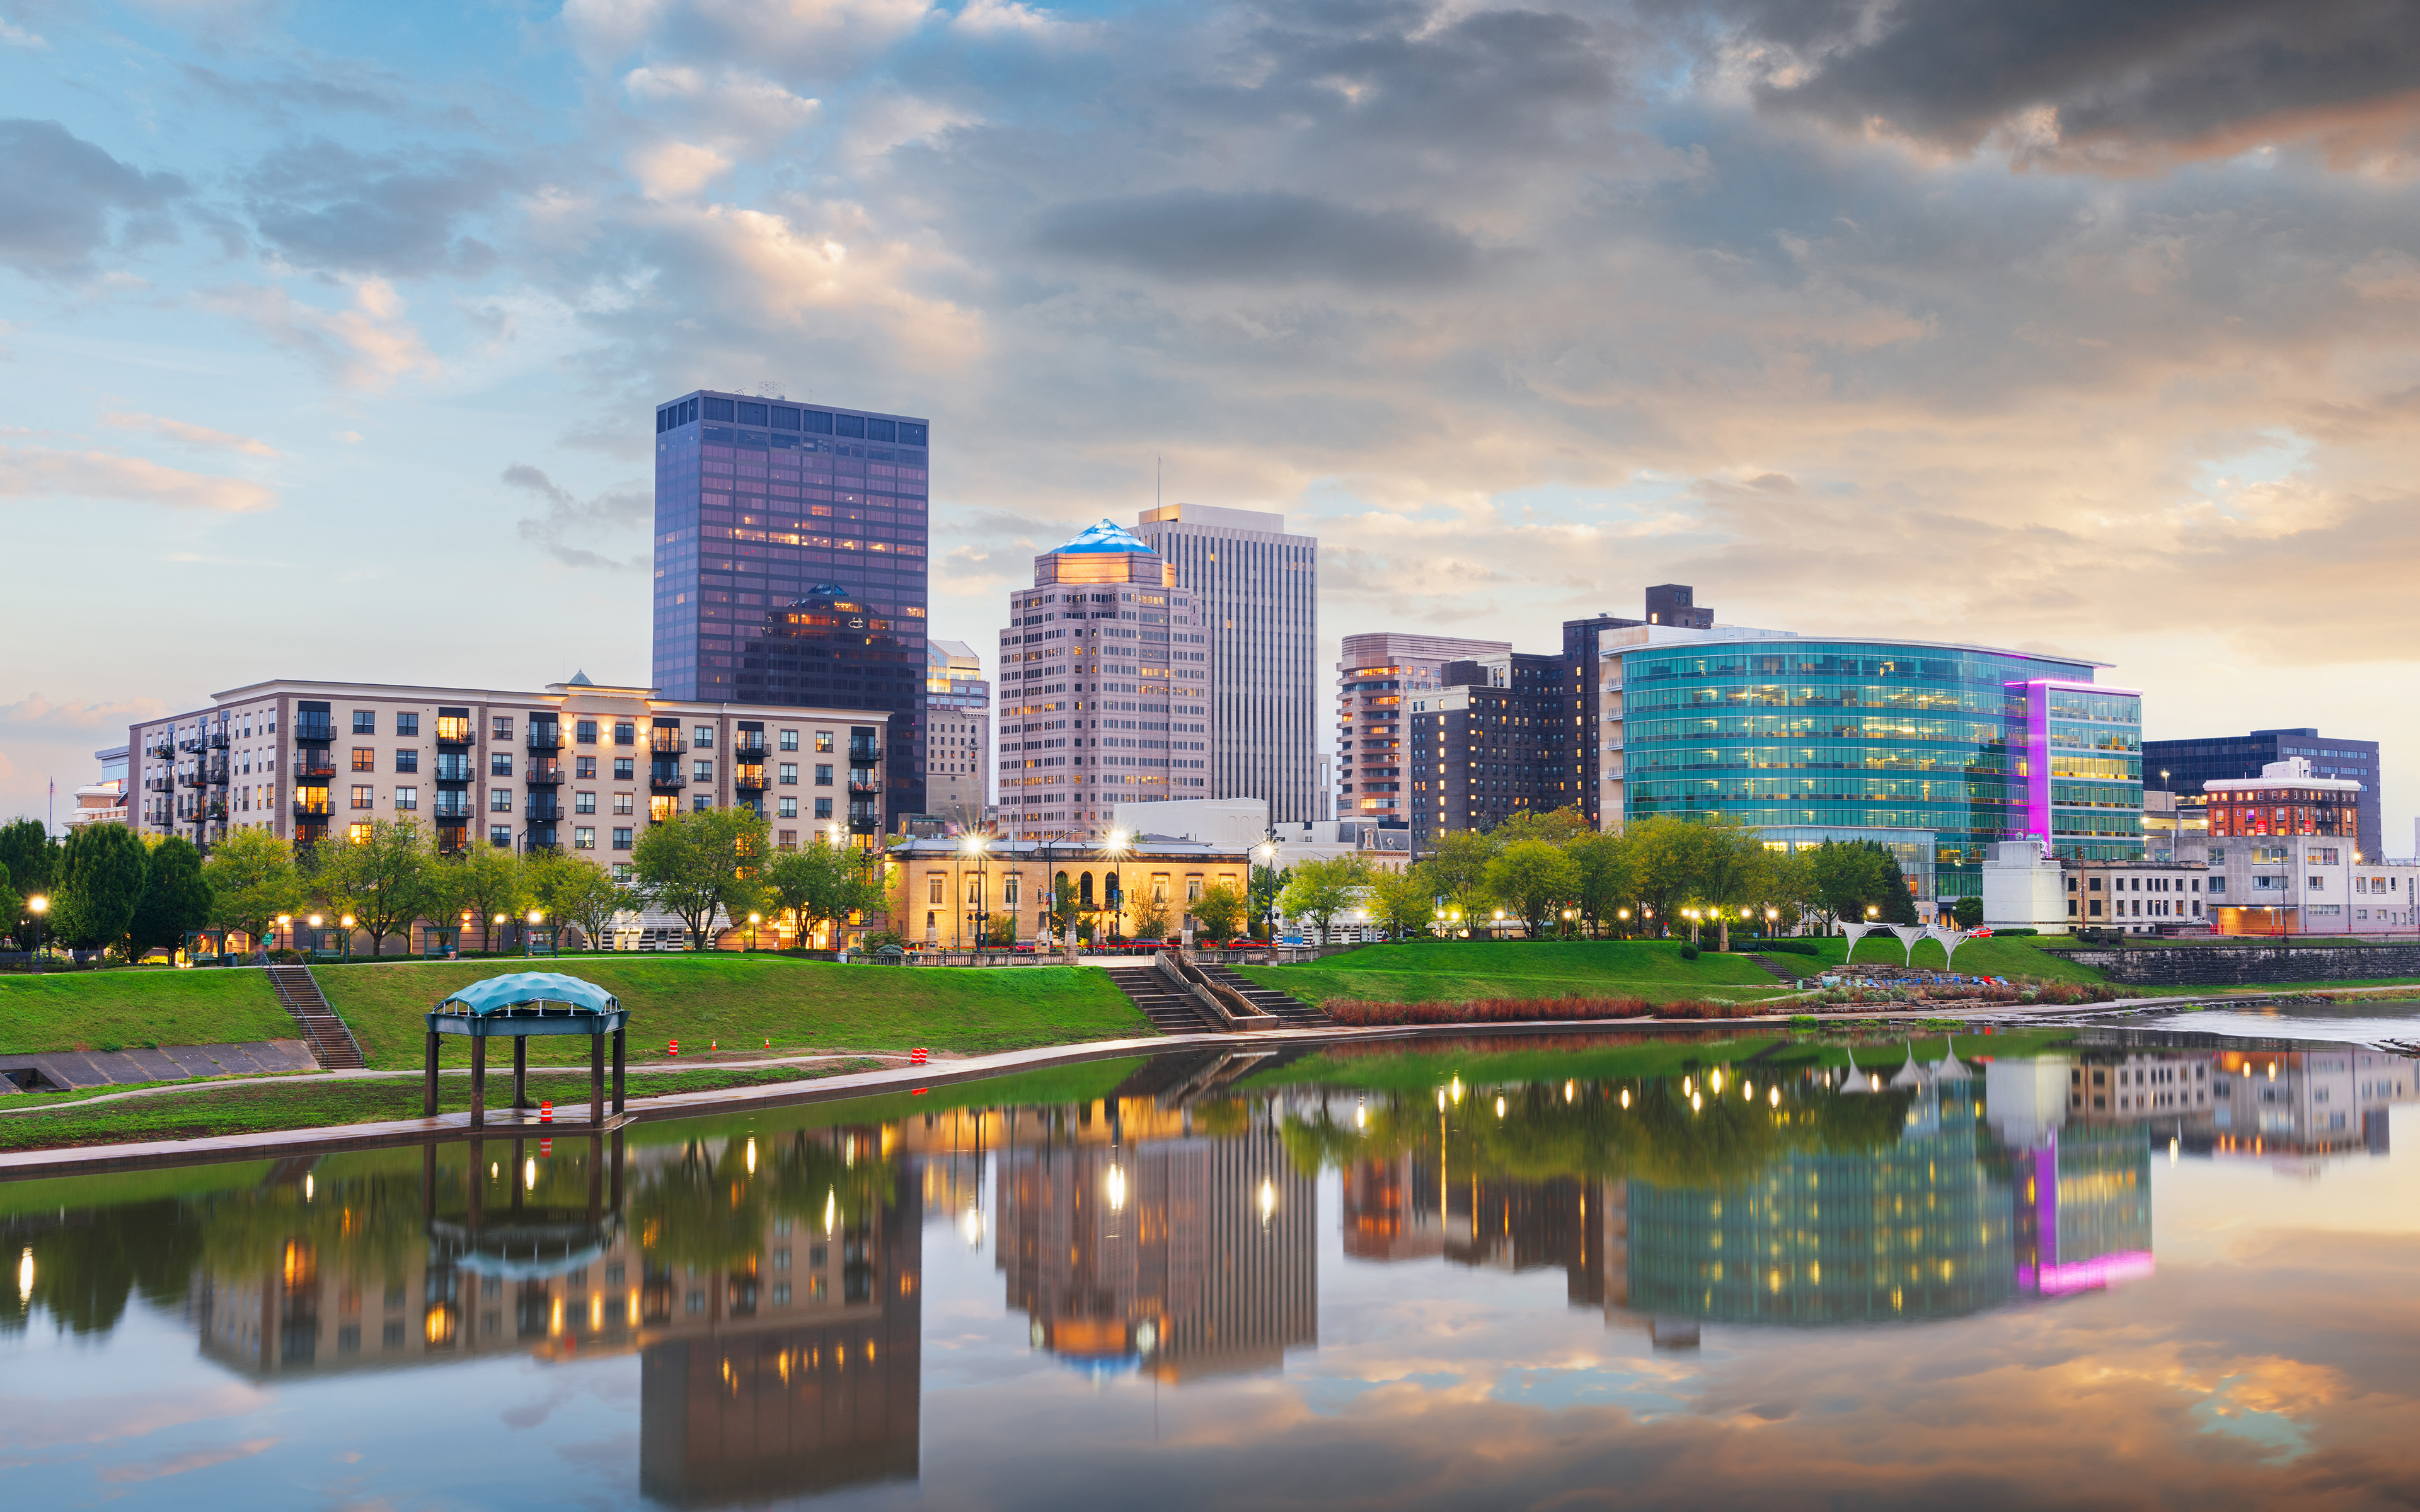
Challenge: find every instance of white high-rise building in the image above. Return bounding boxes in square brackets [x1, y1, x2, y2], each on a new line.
[1132, 504, 1318, 825]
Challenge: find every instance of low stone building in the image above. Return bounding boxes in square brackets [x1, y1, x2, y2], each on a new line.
[885, 835, 1250, 948]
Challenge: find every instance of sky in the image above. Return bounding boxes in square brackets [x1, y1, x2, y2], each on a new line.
[4, 0, 2420, 840]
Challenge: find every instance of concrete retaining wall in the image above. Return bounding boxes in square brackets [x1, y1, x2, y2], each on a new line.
[2066, 943, 2420, 986]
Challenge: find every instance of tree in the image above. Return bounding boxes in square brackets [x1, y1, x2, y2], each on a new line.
[1686, 818, 1768, 951]
[763, 843, 881, 950]
[455, 847, 527, 952]
[1047, 873, 1080, 947]
[1279, 856, 1370, 940]
[550, 862, 637, 951]
[127, 836, 212, 962]
[1625, 816, 1703, 936]
[633, 808, 767, 948]
[52, 823, 148, 954]
[1190, 881, 1247, 942]
[1871, 844, 1920, 924]
[1127, 891, 1172, 943]
[415, 854, 472, 954]
[1492, 806, 1593, 847]
[1804, 840, 1879, 931]
[0, 818, 57, 948]
[1567, 831, 1634, 936]
[1952, 894, 1985, 928]
[1484, 838, 1581, 937]
[1423, 831, 1496, 929]
[1366, 864, 1434, 940]
[1248, 860, 1288, 938]
[0, 859, 18, 947]
[315, 818, 431, 958]
[205, 827, 304, 952]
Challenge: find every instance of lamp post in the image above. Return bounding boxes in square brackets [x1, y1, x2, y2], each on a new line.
[1616, 906, 1630, 939]
[340, 913, 355, 961]
[26, 895, 46, 974]
[1103, 828, 1129, 949]
[964, 832, 989, 951]
[493, 912, 507, 954]
[277, 914, 292, 955]
[747, 912, 761, 953]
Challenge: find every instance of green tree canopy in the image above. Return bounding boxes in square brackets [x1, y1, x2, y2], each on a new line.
[1190, 881, 1247, 941]
[0, 818, 57, 947]
[1566, 831, 1634, 935]
[454, 846, 527, 951]
[763, 842, 882, 949]
[52, 823, 149, 953]
[314, 817, 432, 957]
[1485, 837, 1582, 936]
[1366, 864, 1434, 940]
[1423, 831, 1496, 927]
[127, 835, 212, 961]
[1277, 855, 1371, 939]
[204, 827, 303, 951]
[633, 807, 768, 948]
[1625, 816, 1703, 934]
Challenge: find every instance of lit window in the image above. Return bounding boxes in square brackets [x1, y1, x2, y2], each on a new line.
[574, 827, 596, 850]
[350, 786, 374, 810]
[490, 789, 513, 813]
[395, 786, 418, 811]
[575, 791, 596, 813]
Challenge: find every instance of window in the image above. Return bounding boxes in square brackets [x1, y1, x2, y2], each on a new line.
[2088, 876, 2102, 891]
[2089, 900, 2103, 916]
[2210, 876, 2227, 894]
[694, 759, 714, 782]
[614, 757, 635, 780]
[815, 731, 833, 752]
[352, 747, 376, 772]
[574, 827, 596, 850]
[778, 829, 797, 850]
[490, 789, 513, 813]
[395, 786, 418, 811]
[575, 791, 596, 813]
[780, 762, 798, 784]
[815, 763, 833, 786]
[780, 729, 799, 751]
[611, 826, 633, 850]
[613, 862, 633, 880]
[577, 719, 597, 744]
[614, 792, 633, 815]
[491, 752, 513, 776]
[350, 785, 374, 810]
[576, 755, 596, 779]
[929, 875, 945, 903]
[614, 720, 635, 745]
[2310, 847, 2340, 865]
[2309, 874, 2327, 890]
[395, 749, 418, 773]
[490, 825, 513, 847]
[348, 820, 374, 844]
[492, 716, 514, 741]
[779, 796, 797, 818]
[395, 713, 419, 736]
[693, 726, 714, 748]
[815, 797, 833, 818]
[691, 794, 711, 811]
[353, 710, 376, 735]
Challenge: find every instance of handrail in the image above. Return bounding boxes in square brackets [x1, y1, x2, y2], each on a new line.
[1154, 949, 1277, 1031]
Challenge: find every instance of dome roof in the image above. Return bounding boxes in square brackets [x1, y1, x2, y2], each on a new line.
[1052, 518, 1156, 554]
[436, 971, 621, 1017]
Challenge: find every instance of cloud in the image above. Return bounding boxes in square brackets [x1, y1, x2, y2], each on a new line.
[0, 18, 47, 47]
[241, 139, 513, 277]
[1688, 0, 2420, 173]
[1036, 190, 1486, 286]
[0, 118, 185, 278]
[950, 0, 1095, 44]
[200, 277, 437, 389]
[504, 462, 650, 569]
[101, 411, 279, 457]
[628, 140, 734, 200]
[0, 694, 170, 733]
[0, 446, 275, 512]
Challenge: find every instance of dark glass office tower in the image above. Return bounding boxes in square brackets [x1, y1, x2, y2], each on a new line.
[2145, 727, 2380, 860]
[652, 389, 931, 825]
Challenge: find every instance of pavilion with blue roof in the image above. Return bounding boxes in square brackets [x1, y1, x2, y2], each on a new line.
[423, 971, 630, 1128]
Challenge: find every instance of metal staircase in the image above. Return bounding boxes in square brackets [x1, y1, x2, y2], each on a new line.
[265, 963, 366, 1069]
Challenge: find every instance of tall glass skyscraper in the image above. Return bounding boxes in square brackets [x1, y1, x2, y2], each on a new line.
[651, 389, 931, 825]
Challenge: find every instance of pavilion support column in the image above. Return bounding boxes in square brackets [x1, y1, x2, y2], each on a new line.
[469, 1034, 487, 1130]
[611, 1028, 626, 1114]
[512, 1036, 529, 1112]
[611, 1130, 625, 1211]
[423, 1030, 440, 1118]
[589, 1029, 605, 1128]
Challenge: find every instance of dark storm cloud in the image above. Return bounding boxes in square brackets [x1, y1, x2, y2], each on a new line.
[1036, 190, 1483, 285]
[1681, 0, 2420, 163]
[0, 119, 185, 278]
[243, 139, 518, 277]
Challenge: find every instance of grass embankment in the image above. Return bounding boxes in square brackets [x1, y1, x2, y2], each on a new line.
[1822, 934, 2110, 983]
[0, 1059, 888, 1152]
[317, 955, 1150, 1070]
[0, 969, 297, 1054]
[1237, 940, 1806, 1009]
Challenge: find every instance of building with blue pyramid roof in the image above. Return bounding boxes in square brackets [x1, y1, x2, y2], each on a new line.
[994, 516, 1216, 842]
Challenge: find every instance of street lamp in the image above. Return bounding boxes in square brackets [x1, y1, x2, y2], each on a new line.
[493, 912, 506, 954]
[26, 895, 46, 974]
[748, 911, 762, 953]
[965, 832, 991, 950]
[277, 913, 292, 953]
[1103, 828, 1129, 949]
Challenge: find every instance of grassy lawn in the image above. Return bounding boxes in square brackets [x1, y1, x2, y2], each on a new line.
[0, 968, 296, 1055]
[0, 1059, 886, 1152]
[1800, 934, 2111, 984]
[1236, 939, 1812, 1008]
[315, 954, 1152, 1070]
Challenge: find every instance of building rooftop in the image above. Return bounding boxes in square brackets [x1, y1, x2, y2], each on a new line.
[1051, 519, 1158, 555]
[2203, 757, 2363, 794]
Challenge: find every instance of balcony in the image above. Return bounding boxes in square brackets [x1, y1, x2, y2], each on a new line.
[433, 794, 475, 820]
[295, 751, 337, 778]
[734, 735, 768, 757]
[145, 737, 175, 758]
[525, 760, 564, 786]
[650, 765, 688, 790]
[526, 799, 563, 823]
[292, 798, 331, 818]
[435, 719, 473, 747]
[735, 764, 768, 791]
[177, 736, 204, 754]
[848, 739, 881, 762]
[144, 776, 171, 793]
[207, 731, 229, 750]
[526, 725, 563, 753]
[648, 731, 688, 754]
[848, 770, 880, 794]
[294, 714, 334, 743]
[179, 769, 206, 788]
[204, 800, 226, 821]
[435, 754, 474, 781]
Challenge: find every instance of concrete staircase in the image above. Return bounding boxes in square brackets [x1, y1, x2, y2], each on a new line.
[1102, 966, 1221, 1034]
[265, 963, 366, 1069]
[1194, 961, 1332, 1028]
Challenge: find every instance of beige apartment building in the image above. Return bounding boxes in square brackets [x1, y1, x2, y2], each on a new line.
[129, 673, 890, 865]
[924, 639, 990, 823]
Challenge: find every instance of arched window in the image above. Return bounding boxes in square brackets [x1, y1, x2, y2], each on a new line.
[1080, 872, 1096, 908]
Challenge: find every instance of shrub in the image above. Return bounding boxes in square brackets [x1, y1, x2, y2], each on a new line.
[1679, 942, 1700, 961]
[1737, 939, 1821, 956]
[1322, 995, 1765, 1026]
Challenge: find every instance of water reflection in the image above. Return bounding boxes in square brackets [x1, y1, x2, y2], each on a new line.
[4, 1036, 2417, 1508]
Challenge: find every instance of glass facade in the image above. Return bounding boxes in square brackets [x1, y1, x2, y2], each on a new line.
[651, 390, 931, 824]
[1618, 639, 2138, 898]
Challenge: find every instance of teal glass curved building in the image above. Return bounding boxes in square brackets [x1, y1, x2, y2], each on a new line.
[1614, 637, 2141, 898]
